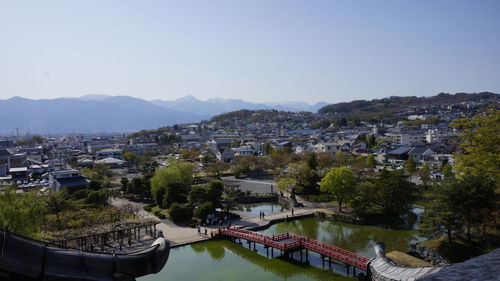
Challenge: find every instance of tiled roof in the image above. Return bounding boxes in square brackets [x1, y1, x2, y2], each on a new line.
[56, 177, 89, 188]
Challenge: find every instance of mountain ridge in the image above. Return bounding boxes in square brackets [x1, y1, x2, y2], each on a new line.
[1, 92, 497, 134]
[0, 95, 325, 134]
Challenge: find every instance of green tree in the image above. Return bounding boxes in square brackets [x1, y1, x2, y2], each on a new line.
[286, 161, 318, 195]
[372, 170, 416, 217]
[150, 161, 192, 206]
[120, 177, 129, 193]
[189, 185, 209, 206]
[351, 181, 376, 215]
[442, 164, 453, 178]
[206, 161, 230, 178]
[87, 180, 101, 190]
[194, 201, 214, 220]
[169, 203, 193, 223]
[127, 177, 143, 195]
[44, 190, 74, 224]
[405, 158, 417, 175]
[418, 163, 432, 189]
[420, 180, 464, 244]
[320, 167, 356, 212]
[201, 154, 215, 164]
[366, 154, 377, 169]
[207, 180, 224, 207]
[82, 163, 114, 187]
[453, 174, 497, 241]
[123, 151, 140, 167]
[162, 182, 189, 208]
[334, 151, 350, 167]
[276, 176, 296, 196]
[0, 186, 44, 237]
[85, 189, 110, 206]
[264, 143, 274, 155]
[452, 108, 500, 189]
[366, 135, 377, 148]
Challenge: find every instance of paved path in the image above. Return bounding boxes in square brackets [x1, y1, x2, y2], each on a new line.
[110, 196, 334, 247]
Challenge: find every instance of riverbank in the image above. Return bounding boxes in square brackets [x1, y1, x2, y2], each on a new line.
[170, 206, 334, 248]
[110, 197, 336, 248]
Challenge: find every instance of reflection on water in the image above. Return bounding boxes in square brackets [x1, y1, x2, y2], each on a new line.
[140, 215, 426, 281]
[262, 217, 426, 258]
[141, 240, 353, 281]
[231, 203, 288, 218]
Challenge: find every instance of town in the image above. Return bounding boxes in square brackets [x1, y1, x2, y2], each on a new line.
[2, 0, 500, 280]
[1, 92, 496, 191]
[1, 92, 498, 280]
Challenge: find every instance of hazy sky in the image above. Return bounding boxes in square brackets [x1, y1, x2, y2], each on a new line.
[1, 0, 499, 103]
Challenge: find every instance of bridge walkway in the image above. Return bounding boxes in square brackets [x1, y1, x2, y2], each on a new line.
[212, 227, 369, 271]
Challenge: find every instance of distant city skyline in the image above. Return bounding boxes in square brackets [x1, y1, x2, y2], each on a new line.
[1, 0, 499, 103]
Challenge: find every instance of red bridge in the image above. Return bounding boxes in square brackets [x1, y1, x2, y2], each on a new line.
[212, 227, 369, 271]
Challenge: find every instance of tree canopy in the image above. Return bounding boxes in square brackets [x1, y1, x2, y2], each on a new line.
[0, 186, 44, 237]
[150, 161, 193, 207]
[421, 173, 497, 243]
[320, 166, 356, 212]
[452, 108, 500, 190]
[372, 170, 416, 217]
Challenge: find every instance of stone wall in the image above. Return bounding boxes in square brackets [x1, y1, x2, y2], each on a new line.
[408, 243, 450, 266]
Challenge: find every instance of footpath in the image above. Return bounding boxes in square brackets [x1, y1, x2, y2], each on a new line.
[110, 197, 335, 247]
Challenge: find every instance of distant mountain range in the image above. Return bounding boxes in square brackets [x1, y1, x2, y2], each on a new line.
[0, 95, 326, 134]
[150, 95, 327, 116]
[3, 92, 495, 134]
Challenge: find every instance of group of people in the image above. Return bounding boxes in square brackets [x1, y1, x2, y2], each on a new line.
[197, 225, 208, 236]
[197, 213, 232, 237]
[206, 214, 230, 226]
[259, 211, 265, 219]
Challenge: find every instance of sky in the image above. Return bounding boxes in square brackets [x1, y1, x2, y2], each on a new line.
[1, 0, 499, 104]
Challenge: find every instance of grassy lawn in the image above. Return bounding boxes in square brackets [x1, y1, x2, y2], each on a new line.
[386, 251, 431, 267]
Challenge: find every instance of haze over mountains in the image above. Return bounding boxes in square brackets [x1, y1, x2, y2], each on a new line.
[2, 92, 495, 135]
[149, 95, 327, 116]
[0, 95, 326, 134]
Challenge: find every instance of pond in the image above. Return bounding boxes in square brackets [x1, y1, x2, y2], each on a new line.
[230, 203, 288, 218]
[140, 215, 426, 281]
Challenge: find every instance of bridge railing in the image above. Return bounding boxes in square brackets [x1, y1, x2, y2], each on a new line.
[213, 228, 368, 270]
[288, 233, 368, 270]
[216, 228, 287, 250]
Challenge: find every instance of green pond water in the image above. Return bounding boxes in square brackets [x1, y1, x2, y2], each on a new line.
[140, 216, 425, 281]
[230, 203, 288, 218]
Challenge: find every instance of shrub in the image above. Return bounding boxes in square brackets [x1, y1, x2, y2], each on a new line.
[194, 201, 214, 220]
[169, 203, 193, 223]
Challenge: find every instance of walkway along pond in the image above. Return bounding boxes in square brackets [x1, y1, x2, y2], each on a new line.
[139, 216, 426, 281]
